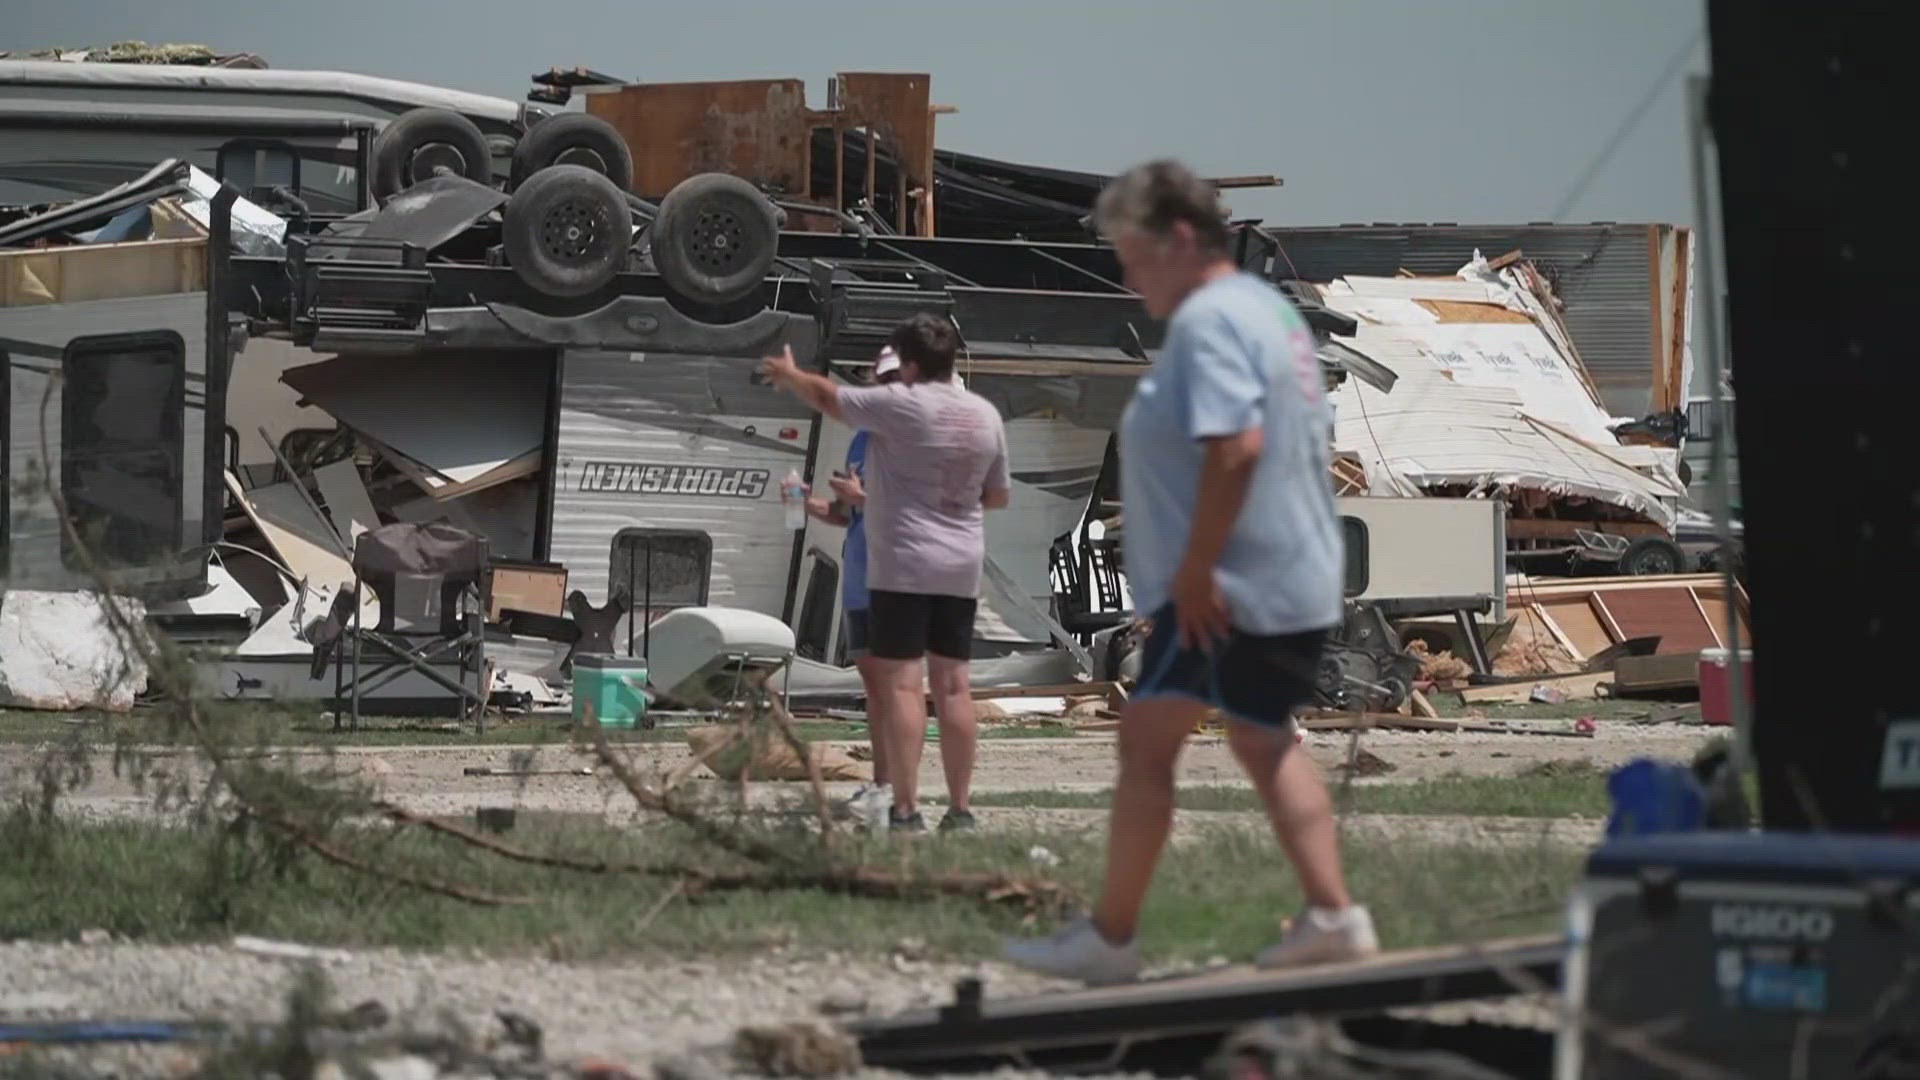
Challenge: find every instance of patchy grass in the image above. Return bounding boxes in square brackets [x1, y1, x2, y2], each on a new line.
[0, 708, 1077, 748]
[962, 760, 1612, 819]
[0, 812, 1576, 965]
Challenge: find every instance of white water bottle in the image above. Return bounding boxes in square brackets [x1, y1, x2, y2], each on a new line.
[782, 469, 806, 530]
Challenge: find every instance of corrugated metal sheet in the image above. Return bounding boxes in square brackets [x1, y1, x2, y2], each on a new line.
[1266, 223, 1669, 417]
[3, 291, 208, 591]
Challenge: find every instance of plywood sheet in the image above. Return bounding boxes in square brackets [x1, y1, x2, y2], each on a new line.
[586, 78, 811, 197]
[226, 473, 352, 590]
[1, 237, 205, 307]
[1595, 587, 1719, 655]
[1540, 598, 1613, 659]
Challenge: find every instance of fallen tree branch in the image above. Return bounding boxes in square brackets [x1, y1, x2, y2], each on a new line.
[248, 808, 531, 906]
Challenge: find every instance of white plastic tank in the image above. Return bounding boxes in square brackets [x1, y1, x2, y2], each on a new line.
[646, 606, 796, 704]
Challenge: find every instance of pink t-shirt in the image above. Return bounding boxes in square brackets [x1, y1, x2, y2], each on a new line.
[837, 380, 1010, 599]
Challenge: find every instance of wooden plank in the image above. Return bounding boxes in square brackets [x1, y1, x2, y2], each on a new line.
[1615, 651, 1702, 694]
[1589, 594, 1628, 643]
[1689, 586, 1724, 649]
[1460, 670, 1614, 705]
[1409, 688, 1440, 720]
[1664, 229, 1692, 412]
[2, 237, 206, 308]
[851, 934, 1564, 1071]
[970, 681, 1119, 701]
[1529, 603, 1587, 662]
[1300, 713, 1462, 733]
[1204, 175, 1284, 189]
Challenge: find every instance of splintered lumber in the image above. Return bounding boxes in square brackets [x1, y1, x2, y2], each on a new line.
[1459, 670, 1614, 705]
[1410, 688, 1440, 719]
[1613, 652, 1702, 695]
[1300, 713, 1463, 733]
[1299, 712, 1595, 738]
[968, 681, 1121, 701]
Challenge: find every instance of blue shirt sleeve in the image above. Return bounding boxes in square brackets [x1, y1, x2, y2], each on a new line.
[1178, 309, 1266, 440]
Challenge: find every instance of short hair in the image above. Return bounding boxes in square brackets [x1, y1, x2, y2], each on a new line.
[887, 313, 960, 381]
[1093, 159, 1230, 255]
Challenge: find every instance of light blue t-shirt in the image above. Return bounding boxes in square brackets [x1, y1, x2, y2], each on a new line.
[841, 429, 872, 611]
[1118, 272, 1343, 635]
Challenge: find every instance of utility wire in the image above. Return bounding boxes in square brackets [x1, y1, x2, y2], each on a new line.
[1549, 28, 1705, 222]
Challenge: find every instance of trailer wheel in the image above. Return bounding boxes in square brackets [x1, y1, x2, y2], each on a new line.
[650, 172, 779, 306]
[503, 165, 632, 298]
[1620, 536, 1686, 576]
[371, 108, 493, 201]
[511, 112, 634, 192]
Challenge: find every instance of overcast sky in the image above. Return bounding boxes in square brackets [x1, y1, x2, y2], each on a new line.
[6, 0, 1709, 227]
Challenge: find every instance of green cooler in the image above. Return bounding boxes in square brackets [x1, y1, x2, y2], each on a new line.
[571, 654, 651, 729]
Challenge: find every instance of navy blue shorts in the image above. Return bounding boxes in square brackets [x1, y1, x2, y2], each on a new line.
[1134, 603, 1327, 728]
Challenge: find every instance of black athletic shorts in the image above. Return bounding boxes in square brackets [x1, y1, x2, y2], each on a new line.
[867, 589, 976, 661]
[1134, 602, 1327, 728]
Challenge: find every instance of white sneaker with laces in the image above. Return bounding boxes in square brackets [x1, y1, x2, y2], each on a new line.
[1002, 917, 1142, 986]
[1255, 905, 1379, 969]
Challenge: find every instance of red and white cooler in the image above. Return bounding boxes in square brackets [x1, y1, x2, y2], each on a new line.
[1697, 647, 1753, 726]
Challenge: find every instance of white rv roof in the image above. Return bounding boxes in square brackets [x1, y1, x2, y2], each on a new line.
[0, 59, 523, 123]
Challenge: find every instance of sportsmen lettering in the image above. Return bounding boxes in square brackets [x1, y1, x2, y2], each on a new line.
[575, 462, 770, 499]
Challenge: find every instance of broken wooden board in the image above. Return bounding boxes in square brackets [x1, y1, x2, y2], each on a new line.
[969, 681, 1121, 701]
[1459, 670, 1614, 705]
[1614, 651, 1702, 695]
[1300, 712, 1595, 738]
[851, 935, 1563, 1073]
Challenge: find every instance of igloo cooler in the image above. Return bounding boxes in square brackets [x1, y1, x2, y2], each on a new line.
[1558, 832, 1920, 1078]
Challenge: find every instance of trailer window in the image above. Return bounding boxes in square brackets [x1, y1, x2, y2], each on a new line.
[1340, 516, 1369, 598]
[61, 332, 187, 570]
[796, 550, 840, 663]
[608, 529, 711, 657]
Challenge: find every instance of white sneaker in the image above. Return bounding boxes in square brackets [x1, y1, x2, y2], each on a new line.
[1255, 905, 1379, 969]
[1002, 917, 1142, 986]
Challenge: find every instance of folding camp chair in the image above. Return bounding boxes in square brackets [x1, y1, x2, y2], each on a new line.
[328, 520, 492, 731]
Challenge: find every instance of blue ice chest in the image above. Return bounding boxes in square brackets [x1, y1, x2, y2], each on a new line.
[571, 654, 651, 729]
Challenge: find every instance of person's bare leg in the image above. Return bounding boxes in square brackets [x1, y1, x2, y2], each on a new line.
[855, 655, 889, 787]
[1090, 696, 1207, 943]
[926, 655, 976, 811]
[1226, 719, 1351, 910]
[871, 657, 927, 814]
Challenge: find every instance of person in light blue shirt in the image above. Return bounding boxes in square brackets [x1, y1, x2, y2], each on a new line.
[1005, 159, 1375, 985]
[804, 346, 901, 817]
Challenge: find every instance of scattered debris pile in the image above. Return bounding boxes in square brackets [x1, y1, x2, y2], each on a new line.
[1317, 253, 1692, 573]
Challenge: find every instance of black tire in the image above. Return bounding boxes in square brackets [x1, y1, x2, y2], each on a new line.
[649, 172, 779, 306]
[370, 108, 493, 201]
[1620, 536, 1687, 576]
[511, 112, 634, 192]
[503, 165, 633, 298]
